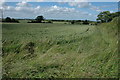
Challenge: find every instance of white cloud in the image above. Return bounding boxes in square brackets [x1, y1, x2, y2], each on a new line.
[51, 5, 60, 10]
[0, 2, 7, 9]
[78, 2, 91, 8]
[0, 0, 5, 3]
[90, 6, 102, 12]
[88, 13, 92, 16]
[67, 2, 102, 12]
[68, 2, 91, 8]
[52, 5, 58, 9]
[16, 1, 31, 7]
[15, 6, 33, 12]
[14, 2, 34, 12]
[35, 6, 41, 10]
[36, 5, 94, 20]
[110, 11, 114, 13]
[41, 5, 75, 14]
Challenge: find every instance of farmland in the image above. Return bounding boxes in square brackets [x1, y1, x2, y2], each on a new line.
[2, 18, 118, 78]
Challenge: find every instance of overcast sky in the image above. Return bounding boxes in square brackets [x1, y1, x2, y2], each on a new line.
[0, 1, 118, 21]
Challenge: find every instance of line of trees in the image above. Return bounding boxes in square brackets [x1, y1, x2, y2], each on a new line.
[2, 17, 19, 23]
[28, 16, 97, 25]
[2, 11, 119, 24]
[68, 11, 120, 24]
[70, 20, 95, 25]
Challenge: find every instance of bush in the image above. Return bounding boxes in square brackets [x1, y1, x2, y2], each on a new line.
[3, 17, 19, 23]
[83, 20, 89, 25]
[25, 42, 35, 54]
[47, 20, 53, 23]
[71, 21, 75, 24]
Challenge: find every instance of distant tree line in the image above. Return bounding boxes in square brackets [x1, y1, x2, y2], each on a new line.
[69, 20, 97, 25]
[47, 19, 97, 25]
[28, 16, 97, 25]
[69, 11, 120, 24]
[28, 16, 52, 23]
[2, 17, 19, 23]
[97, 11, 120, 23]
[2, 11, 119, 24]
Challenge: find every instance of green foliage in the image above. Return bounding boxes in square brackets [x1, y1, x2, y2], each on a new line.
[25, 42, 35, 54]
[70, 20, 75, 24]
[5, 17, 11, 22]
[47, 20, 53, 23]
[83, 20, 89, 25]
[3, 17, 19, 23]
[97, 11, 120, 23]
[35, 16, 44, 23]
[97, 11, 111, 23]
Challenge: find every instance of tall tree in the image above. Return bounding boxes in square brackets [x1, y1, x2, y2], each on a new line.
[35, 16, 44, 23]
[97, 11, 120, 23]
[97, 11, 111, 23]
[5, 17, 11, 22]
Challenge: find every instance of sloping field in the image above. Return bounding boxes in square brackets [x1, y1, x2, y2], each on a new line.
[2, 18, 118, 78]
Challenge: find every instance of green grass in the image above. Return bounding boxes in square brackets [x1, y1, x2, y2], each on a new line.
[2, 18, 118, 78]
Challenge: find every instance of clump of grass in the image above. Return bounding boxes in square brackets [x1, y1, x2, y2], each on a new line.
[24, 42, 35, 54]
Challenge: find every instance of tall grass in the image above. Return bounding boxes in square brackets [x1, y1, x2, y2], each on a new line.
[2, 19, 118, 78]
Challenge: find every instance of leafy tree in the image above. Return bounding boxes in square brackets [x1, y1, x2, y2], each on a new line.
[11, 18, 16, 22]
[3, 17, 19, 23]
[110, 12, 120, 19]
[5, 17, 11, 22]
[35, 16, 44, 23]
[97, 11, 111, 23]
[97, 11, 120, 23]
[11, 18, 19, 23]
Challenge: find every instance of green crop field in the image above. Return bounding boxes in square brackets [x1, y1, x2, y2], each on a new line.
[2, 18, 118, 78]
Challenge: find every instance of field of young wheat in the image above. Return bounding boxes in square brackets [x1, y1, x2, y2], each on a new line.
[2, 18, 118, 78]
